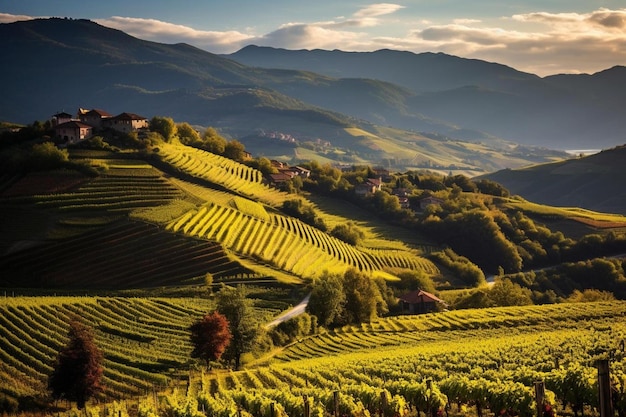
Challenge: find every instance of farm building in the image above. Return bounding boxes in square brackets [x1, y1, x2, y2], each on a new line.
[398, 289, 445, 314]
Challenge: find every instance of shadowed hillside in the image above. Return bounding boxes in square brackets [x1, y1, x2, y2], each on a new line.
[482, 145, 626, 214]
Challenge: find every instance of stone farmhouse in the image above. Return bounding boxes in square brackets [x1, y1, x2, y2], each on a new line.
[51, 108, 148, 144]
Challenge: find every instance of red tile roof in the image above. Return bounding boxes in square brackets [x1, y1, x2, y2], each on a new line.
[398, 289, 443, 304]
[53, 121, 92, 130]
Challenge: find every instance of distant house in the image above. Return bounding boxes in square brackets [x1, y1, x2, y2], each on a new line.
[51, 112, 73, 126]
[392, 188, 411, 209]
[104, 112, 148, 133]
[78, 108, 112, 128]
[54, 121, 93, 144]
[355, 177, 382, 195]
[271, 160, 287, 169]
[419, 195, 444, 210]
[290, 166, 311, 178]
[269, 172, 294, 185]
[398, 290, 445, 314]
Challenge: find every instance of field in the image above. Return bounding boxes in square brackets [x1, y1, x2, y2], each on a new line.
[2, 298, 625, 416]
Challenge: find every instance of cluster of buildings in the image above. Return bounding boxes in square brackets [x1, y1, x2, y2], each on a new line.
[267, 160, 311, 185]
[51, 108, 149, 144]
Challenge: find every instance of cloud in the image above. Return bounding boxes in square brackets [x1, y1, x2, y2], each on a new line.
[354, 3, 405, 18]
[94, 16, 255, 53]
[407, 8, 626, 75]
[0, 13, 34, 23]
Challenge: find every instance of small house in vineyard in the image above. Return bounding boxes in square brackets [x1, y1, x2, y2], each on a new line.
[398, 289, 445, 314]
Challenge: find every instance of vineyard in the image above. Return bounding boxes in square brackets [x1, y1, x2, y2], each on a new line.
[156, 144, 288, 207]
[0, 220, 257, 289]
[166, 201, 438, 281]
[3, 299, 626, 416]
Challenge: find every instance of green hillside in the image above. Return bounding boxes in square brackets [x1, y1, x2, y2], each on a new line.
[3, 123, 626, 414]
[482, 145, 626, 215]
[2, 296, 626, 416]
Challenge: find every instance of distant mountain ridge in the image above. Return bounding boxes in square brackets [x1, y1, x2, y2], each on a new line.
[481, 145, 626, 214]
[228, 45, 626, 150]
[0, 17, 620, 172]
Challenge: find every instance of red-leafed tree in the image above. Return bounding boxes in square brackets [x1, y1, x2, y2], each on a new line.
[189, 311, 232, 368]
[48, 319, 103, 409]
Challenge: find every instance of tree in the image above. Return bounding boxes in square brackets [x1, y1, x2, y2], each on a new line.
[330, 222, 364, 246]
[224, 139, 246, 162]
[177, 122, 201, 145]
[306, 272, 346, 327]
[189, 311, 232, 368]
[489, 278, 533, 306]
[343, 268, 386, 324]
[215, 285, 258, 369]
[202, 127, 227, 154]
[149, 116, 177, 141]
[48, 319, 103, 409]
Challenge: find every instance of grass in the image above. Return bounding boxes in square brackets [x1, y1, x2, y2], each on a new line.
[502, 198, 626, 224]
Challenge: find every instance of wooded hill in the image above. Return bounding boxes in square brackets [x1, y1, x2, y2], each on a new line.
[0, 17, 578, 173]
[2, 119, 626, 415]
[481, 145, 626, 215]
[2, 124, 626, 300]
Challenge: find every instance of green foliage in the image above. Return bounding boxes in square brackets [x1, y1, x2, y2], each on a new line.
[342, 268, 387, 324]
[281, 199, 327, 231]
[176, 122, 201, 144]
[329, 221, 364, 246]
[307, 272, 346, 327]
[246, 157, 277, 176]
[201, 127, 227, 154]
[224, 139, 246, 162]
[149, 116, 177, 141]
[32, 142, 69, 168]
[430, 248, 486, 287]
[48, 319, 103, 409]
[567, 289, 615, 303]
[425, 209, 523, 274]
[215, 285, 259, 369]
[488, 278, 533, 307]
[392, 268, 436, 294]
[269, 313, 317, 346]
[475, 178, 510, 197]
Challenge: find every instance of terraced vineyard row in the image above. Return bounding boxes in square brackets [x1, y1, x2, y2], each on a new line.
[144, 301, 626, 417]
[273, 301, 626, 362]
[1, 221, 253, 289]
[167, 202, 438, 280]
[0, 297, 213, 404]
[157, 144, 287, 206]
[3, 164, 184, 212]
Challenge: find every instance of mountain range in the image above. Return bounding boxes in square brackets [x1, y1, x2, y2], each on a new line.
[1, 18, 624, 173]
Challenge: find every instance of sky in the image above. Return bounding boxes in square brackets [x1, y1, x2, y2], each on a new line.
[2, 0, 626, 76]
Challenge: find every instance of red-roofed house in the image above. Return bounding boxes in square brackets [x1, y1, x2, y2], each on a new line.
[104, 112, 148, 133]
[79, 108, 112, 128]
[51, 112, 73, 126]
[54, 121, 93, 144]
[355, 177, 383, 196]
[398, 289, 445, 314]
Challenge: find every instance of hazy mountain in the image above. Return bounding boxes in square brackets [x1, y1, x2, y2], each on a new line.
[228, 45, 626, 150]
[481, 145, 626, 214]
[0, 18, 569, 172]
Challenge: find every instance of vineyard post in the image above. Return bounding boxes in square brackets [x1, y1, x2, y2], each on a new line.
[380, 391, 388, 417]
[303, 395, 310, 417]
[597, 359, 613, 417]
[534, 380, 545, 417]
[333, 391, 339, 417]
[270, 402, 275, 417]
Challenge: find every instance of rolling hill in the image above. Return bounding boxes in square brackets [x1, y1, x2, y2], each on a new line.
[228, 45, 626, 150]
[0, 18, 574, 171]
[481, 145, 626, 214]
